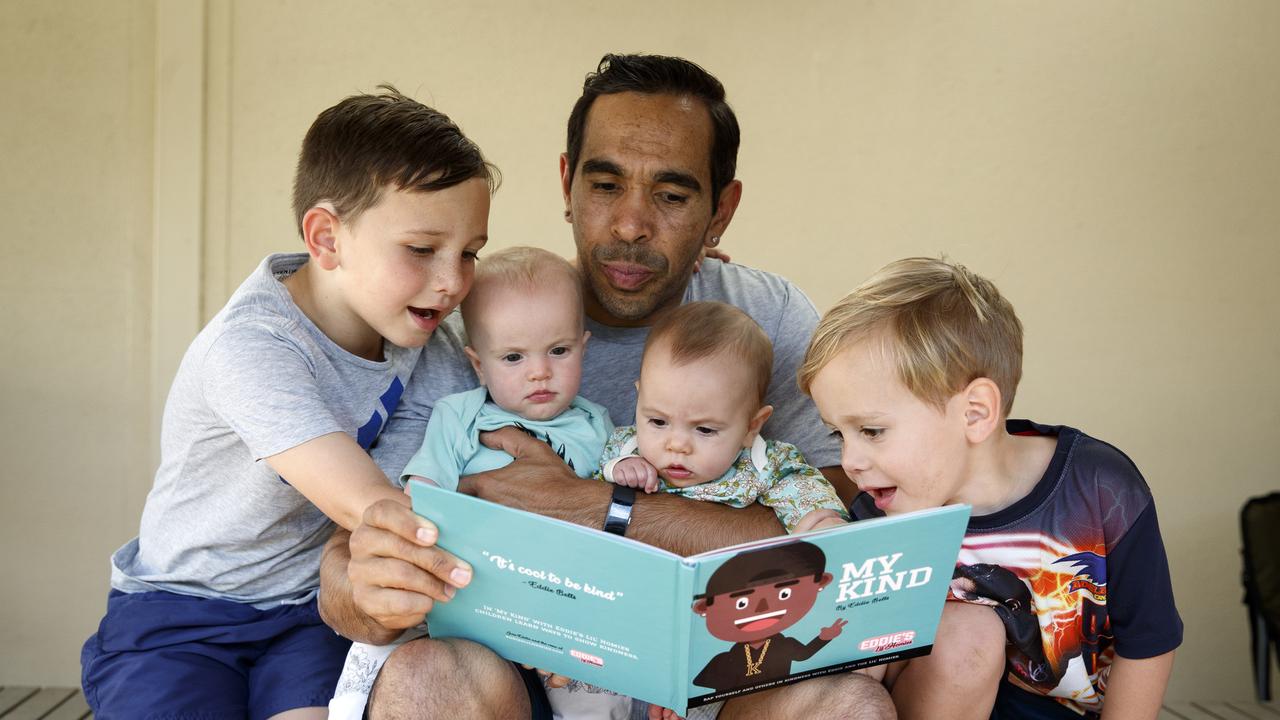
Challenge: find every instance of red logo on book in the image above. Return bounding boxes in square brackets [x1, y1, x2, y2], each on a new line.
[571, 649, 604, 667]
[859, 630, 916, 652]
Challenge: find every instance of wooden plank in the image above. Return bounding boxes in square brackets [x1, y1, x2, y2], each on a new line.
[1165, 702, 1229, 719]
[0, 688, 38, 716]
[1248, 702, 1280, 717]
[1199, 703, 1270, 719]
[1162, 707, 1196, 720]
[42, 690, 92, 720]
[3, 688, 74, 720]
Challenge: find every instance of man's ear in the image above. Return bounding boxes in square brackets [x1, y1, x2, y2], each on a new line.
[301, 204, 342, 270]
[744, 404, 774, 446]
[819, 571, 834, 589]
[706, 180, 743, 245]
[693, 598, 709, 616]
[559, 153, 573, 221]
[463, 346, 486, 385]
[960, 378, 1002, 443]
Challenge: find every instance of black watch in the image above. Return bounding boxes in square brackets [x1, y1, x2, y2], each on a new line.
[603, 484, 636, 536]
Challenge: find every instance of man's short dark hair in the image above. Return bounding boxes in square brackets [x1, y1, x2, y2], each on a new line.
[292, 84, 498, 235]
[565, 53, 740, 213]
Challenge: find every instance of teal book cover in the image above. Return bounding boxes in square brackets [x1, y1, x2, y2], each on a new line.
[410, 480, 970, 715]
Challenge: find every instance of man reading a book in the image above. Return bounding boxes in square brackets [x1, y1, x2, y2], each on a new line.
[320, 52, 1004, 720]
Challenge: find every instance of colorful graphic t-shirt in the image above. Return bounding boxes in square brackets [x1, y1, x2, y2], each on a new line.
[854, 420, 1182, 716]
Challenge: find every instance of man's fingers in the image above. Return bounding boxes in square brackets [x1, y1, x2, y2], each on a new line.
[350, 523, 472, 591]
[349, 584, 436, 630]
[478, 426, 559, 461]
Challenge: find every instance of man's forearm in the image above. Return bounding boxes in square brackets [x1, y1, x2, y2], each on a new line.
[630, 491, 784, 554]
[318, 528, 403, 645]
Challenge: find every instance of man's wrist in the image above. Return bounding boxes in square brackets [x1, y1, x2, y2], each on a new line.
[603, 484, 636, 535]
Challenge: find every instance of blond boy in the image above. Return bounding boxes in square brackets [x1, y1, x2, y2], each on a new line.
[799, 257, 1182, 719]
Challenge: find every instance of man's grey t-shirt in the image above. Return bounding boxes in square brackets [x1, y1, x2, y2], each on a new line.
[373, 258, 839, 481]
[111, 253, 419, 608]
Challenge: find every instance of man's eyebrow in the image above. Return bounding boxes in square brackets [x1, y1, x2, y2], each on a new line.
[654, 170, 701, 193]
[775, 579, 801, 588]
[728, 587, 759, 599]
[580, 158, 623, 176]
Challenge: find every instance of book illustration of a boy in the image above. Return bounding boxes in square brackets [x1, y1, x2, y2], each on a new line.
[691, 541, 847, 693]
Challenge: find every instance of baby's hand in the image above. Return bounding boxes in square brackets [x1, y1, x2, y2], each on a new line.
[613, 457, 660, 493]
[793, 508, 847, 534]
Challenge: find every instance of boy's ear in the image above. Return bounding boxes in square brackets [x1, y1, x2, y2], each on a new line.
[581, 329, 591, 352]
[300, 204, 342, 271]
[463, 346, 485, 385]
[961, 378, 1002, 443]
[744, 404, 774, 446]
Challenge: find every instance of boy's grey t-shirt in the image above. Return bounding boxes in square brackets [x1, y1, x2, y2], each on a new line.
[111, 253, 420, 608]
[373, 258, 839, 482]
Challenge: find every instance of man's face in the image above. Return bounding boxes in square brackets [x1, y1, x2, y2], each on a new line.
[694, 572, 834, 644]
[562, 92, 734, 327]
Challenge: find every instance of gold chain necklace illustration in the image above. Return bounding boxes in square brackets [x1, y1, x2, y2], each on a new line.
[743, 639, 771, 676]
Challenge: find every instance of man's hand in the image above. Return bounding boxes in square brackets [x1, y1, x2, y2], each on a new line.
[648, 705, 684, 720]
[458, 426, 605, 526]
[347, 498, 473, 631]
[612, 456, 661, 493]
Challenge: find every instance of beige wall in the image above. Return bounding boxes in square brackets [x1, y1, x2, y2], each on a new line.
[3, 0, 1277, 699]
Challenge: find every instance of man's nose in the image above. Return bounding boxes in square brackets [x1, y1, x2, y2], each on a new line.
[610, 188, 651, 243]
[754, 596, 771, 612]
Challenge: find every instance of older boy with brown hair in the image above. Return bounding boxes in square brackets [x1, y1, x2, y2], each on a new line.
[81, 87, 494, 719]
[800, 257, 1182, 719]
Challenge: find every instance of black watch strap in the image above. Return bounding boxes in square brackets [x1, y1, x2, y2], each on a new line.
[603, 484, 637, 536]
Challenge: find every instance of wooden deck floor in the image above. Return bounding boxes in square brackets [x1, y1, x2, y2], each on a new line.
[1, 686, 1277, 719]
[0, 688, 90, 720]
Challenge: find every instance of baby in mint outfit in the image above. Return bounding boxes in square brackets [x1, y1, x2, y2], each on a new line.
[402, 245, 610, 491]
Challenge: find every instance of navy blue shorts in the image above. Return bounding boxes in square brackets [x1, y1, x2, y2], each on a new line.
[989, 679, 1099, 720]
[81, 590, 351, 720]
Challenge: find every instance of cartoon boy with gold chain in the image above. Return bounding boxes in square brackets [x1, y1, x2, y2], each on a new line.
[692, 541, 847, 693]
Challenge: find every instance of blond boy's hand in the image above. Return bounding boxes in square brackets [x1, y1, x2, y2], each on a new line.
[613, 456, 661, 493]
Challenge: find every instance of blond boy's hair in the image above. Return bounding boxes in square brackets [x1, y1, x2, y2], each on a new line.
[644, 301, 773, 406]
[461, 246, 583, 341]
[798, 257, 1024, 416]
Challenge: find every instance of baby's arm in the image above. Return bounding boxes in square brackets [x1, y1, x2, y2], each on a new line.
[597, 425, 660, 492]
[1098, 651, 1175, 720]
[266, 432, 410, 531]
[611, 456, 661, 493]
[792, 508, 847, 533]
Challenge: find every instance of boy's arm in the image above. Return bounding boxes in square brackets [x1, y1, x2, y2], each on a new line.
[464, 426, 783, 554]
[267, 431, 409, 531]
[1098, 651, 1175, 720]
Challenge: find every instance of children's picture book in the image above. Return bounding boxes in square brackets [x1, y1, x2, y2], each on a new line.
[410, 480, 970, 715]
